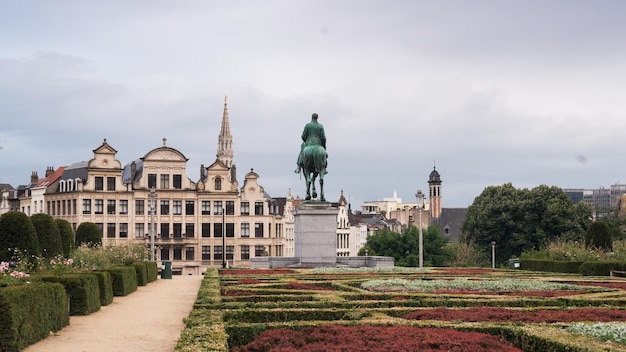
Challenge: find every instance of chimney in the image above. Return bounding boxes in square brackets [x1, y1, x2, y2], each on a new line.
[45, 166, 55, 178]
[30, 171, 38, 184]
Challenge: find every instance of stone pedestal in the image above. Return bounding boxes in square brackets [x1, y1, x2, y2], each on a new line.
[294, 202, 339, 266]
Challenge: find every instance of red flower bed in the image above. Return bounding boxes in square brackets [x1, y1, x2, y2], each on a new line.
[220, 269, 293, 275]
[283, 282, 333, 291]
[233, 325, 521, 352]
[403, 307, 626, 323]
[237, 279, 263, 285]
[222, 290, 256, 297]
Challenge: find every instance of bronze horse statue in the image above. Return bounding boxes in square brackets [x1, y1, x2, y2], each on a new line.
[300, 144, 327, 201]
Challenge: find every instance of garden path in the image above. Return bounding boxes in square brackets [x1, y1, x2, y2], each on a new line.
[23, 274, 203, 352]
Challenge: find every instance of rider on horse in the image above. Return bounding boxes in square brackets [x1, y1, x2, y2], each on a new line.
[295, 113, 328, 174]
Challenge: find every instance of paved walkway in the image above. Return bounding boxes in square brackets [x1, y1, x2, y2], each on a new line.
[24, 275, 203, 352]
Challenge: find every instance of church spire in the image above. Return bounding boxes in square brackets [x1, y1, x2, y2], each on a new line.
[216, 96, 234, 168]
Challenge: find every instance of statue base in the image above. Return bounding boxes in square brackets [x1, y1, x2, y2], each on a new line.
[294, 202, 338, 265]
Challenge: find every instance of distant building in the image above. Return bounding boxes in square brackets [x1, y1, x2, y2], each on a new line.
[563, 183, 626, 217]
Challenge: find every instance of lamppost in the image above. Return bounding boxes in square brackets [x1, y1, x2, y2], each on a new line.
[149, 187, 157, 262]
[491, 241, 496, 269]
[415, 190, 425, 269]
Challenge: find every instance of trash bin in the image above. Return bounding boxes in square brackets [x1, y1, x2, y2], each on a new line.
[509, 258, 520, 270]
[161, 260, 172, 279]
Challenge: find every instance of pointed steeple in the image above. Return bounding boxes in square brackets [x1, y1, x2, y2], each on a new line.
[216, 96, 234, 168]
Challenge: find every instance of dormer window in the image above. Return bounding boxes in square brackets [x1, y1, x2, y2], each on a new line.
[215, 177, 222, 191]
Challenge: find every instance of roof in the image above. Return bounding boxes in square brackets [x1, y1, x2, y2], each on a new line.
[431, 208, 467, 242]
[60, 161, 89, 181]
[0, 184, 15, 191]
[35, 166, 67, 187]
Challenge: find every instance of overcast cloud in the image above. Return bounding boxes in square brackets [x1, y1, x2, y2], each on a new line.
[1, 1, 626, 208]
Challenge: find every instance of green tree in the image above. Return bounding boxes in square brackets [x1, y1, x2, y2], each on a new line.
[364, 226, 453, 267]
[585, 221, 613, 251]
[31, 213, 63, 259]
[55, 218, 75, 257]
[0, 211, 39, 262]
[76, 222, 102, 247]
[461, 183, 590, 264]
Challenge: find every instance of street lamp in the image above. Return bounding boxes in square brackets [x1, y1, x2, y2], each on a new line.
[149, 187, 157, 262]
[221, 209, 226, 268]
[415, 190, 425, 269]
[491, 241, 496, 269]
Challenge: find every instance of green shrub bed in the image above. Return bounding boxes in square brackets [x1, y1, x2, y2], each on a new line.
[106, 265, 138, 296]
[41, 273, 101, 315]
[0, 282, 69, 352]
[91, 270, 114, 306]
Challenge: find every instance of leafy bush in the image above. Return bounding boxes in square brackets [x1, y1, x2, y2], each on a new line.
[75, 222, 101, 247]
[0, 282, 69, 352]
[106, 266, 138, 296]
[578, 261, 626, 276]
[72, 244, 148, 270]
[585, 221, 613, 251]
[55, 219, 74, 257]
[31, 213, 63, 259]
[41, 273, 101, 315]
[0, 212, 39, 263]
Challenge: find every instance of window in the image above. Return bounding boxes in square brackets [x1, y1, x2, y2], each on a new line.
[226, 223, 234, 237]
[226, 245, 234, 260]
[214, 223, 223, 238]
[240, 245, 250, 260]
[173, 174, 182, 189]
[107, 177, 116, 191]
[160, 247, 169, 260]
[185, 247, 194, 261]
[240, 202, 249, 215]
[173, 247, 182, 260]
[201, 223, 210, 237]
[107, 200, 116, 214]
[255, 245, 266, 257]
[148, 174, 156, 189]
[201, 246, 211, 260]
[201, 201, 210, 215]
[72, 199, 77, 215]
[255, 223, 264, 238]
[215, 177, 221, 190]
[240, 223, 250, 237]
[135, 223, 145, 239]
[120, 200, 128, 214]
[214, 201, 223, 215]
[95, 199, 104, 214]
[119, 223, 128, 238]
[160, 174, 169, 189]
[160, 223, 170, 239]
[255, 202, 264, 215]
[107, 223, 116, 238]
[173, 223, 182, 238]
[62, 200, 66, 215]
[95, 177, 104, 190]
[185, 200, 194, 215]
[226, 201, 235, 215]
[96, 223, 104, 236]
[82, 199, 91, 214]
[160, 200, 169, 215]
[214, 246, 223, 260]
[185, 223, 195, 238]
[173, 200, 182, 215]
[135, 200, 144, 215]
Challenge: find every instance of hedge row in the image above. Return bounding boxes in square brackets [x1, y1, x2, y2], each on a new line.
[0, 283, 69, 352]
[41, 273, 101, 315]
[521, 259, 626, 276]
[175, 269, 228, 352]
[107, 265, 138, 296]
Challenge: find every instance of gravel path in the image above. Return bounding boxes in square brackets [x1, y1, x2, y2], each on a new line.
[24, 275, 203, 352]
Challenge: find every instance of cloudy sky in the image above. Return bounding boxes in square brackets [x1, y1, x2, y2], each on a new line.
[1, 1, 625, 208]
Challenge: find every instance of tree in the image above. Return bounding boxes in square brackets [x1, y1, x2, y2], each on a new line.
[55, 219, 74, 257]
[75, 222, 102, 247]
[363, 226, 453, 267]
[585, 221, 612, 251]
[0, 211, 39, 262]
[31, 213, 63, 259]
[461, 183, 590, 264]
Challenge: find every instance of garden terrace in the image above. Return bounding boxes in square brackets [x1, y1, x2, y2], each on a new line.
[177, 267, 626, 351]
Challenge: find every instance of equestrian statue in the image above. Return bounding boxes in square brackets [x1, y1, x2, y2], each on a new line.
[294, 113, 328, 201]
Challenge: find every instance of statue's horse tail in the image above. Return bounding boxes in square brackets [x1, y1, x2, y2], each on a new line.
[302, 145, 326, 176]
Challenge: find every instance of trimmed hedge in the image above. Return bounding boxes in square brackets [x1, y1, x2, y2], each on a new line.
[520, 259, 583, 273]
[41, 273, 101, 315]
[146, 261, 158, 283]
[579, 261, 626, 276]
[106, 266, 138, 296]
[134, 262, 149, 286]
[92, 270, 114, 306]
[0, 283, 69, 352]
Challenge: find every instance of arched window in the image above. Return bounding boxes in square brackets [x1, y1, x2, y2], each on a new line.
[67, 179, 74, 192]
[215, 177, 222, 190]
[59, 180, 66, 193]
